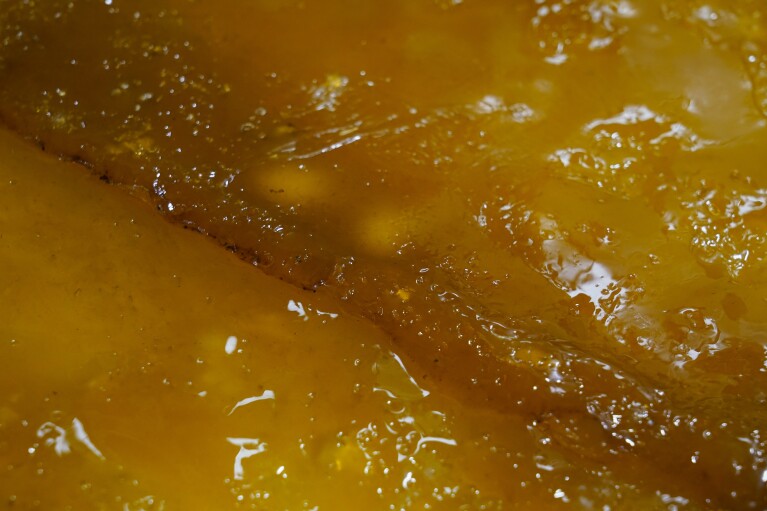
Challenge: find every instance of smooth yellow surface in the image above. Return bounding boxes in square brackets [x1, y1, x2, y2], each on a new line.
[0, 127, 550, 509]
[1, 0, 767, 509]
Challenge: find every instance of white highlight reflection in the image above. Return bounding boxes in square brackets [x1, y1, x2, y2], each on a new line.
[226, 437, 267, 480]
[224, 335, 238, 355]
[36, 418, 104, 460]
[287, 299, 308, 321]
[228, 390, 276, 415]
[373, 351, 430, 400]
[72, 418, 104, 459]
[37, 422, 69, 456]
[538, 218, 627, 322]
[415, 435, 458, 454]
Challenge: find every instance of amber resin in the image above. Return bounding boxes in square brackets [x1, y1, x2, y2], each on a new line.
[1, 0, 767, 509]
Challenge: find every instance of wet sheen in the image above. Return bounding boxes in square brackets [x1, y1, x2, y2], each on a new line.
[1, 0, 767, 509]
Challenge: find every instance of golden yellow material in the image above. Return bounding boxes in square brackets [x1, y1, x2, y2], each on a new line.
[395, 289, 412, 302]
[1, 0, 767, 509]
[0, 127, 546, 509]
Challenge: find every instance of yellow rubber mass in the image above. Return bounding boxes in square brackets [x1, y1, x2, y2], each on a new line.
[1, 0, 767, 509]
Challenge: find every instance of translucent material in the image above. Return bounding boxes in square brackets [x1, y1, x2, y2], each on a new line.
[1, 0, 767, 508]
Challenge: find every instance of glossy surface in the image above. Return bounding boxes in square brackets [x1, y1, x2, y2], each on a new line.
[0, 127, 555, 510]
[1, 0, 767, 509]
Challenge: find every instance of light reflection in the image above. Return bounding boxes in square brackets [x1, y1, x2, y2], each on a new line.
[402, 471, 415, 489]
[224, 335, 238, 355]
[2, 0, 766, 506]
[228, 390, 276, 416]
[532, 0, 637, 63]
[122, 495, 165, 511]
[583, 104, 713, 153]
[678, 187, 767, 277]
[370, 350, 458, 470]
[226, 437, 268, 481]
[72, 418, 105, 460]
[414, 435, 458, 455]
[219, 347, 462, 504]
[373, 351, 430, 400]
[36, 418, 104, 460]
[308, 73, 349, 113]
[287, 299, 308, 321]
[469, 95, 537, 123]
[36, 422, 70, 456]
[549, 105, 714, 198]
[537, 215, 630, 322]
